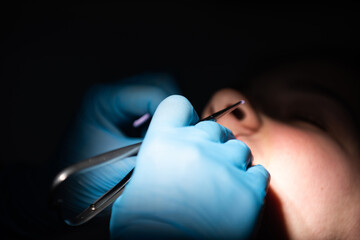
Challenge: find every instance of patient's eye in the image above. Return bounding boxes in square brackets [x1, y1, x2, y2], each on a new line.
[289, 113, 326, 131]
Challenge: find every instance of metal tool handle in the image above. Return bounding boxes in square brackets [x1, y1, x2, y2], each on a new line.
[51, 142, 141, 226]
[64, 169, 134, 226]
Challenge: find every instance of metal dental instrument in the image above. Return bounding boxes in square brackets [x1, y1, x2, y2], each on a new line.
[51, 100, 245, 226]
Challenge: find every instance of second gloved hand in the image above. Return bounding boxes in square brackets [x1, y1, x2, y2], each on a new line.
[54, 73, 179, 219]
[110, 95, 270, 239]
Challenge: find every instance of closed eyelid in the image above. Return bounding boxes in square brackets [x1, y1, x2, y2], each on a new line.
[289, 84, 355, 123]
[290, 114, 327, 131]
[285, 96, 356, 152]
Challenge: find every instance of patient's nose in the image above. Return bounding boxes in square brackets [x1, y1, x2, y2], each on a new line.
[204, 88, 262, 137]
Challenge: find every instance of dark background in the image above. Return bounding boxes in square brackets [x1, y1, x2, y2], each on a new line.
[1, 2, 359, 168]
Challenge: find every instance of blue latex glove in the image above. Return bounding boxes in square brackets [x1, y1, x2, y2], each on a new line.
[110, 95, 270, 239]
[55, 73, 179, 219]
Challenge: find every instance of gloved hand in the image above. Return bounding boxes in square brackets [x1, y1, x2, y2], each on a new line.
[110, 95, 270, 239]
[54, 73, 179, 219]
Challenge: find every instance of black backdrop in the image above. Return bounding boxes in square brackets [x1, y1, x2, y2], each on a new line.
[1, 2, 359, 168]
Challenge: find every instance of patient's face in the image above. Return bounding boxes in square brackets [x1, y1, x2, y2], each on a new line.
[202, 61, 360, 239]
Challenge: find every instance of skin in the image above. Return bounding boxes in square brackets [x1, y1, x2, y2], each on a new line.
[202, 60, 360, 239]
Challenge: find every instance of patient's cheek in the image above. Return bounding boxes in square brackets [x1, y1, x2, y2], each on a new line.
[268, 124, 351, 195]
[259, 122, 356, 236]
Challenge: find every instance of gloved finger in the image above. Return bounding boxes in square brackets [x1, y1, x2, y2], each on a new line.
[81, 74, 179, 125]
[223, 139, 252, 170]
[119, 73, 180, 97]
[194, 121, 235, 143]
[246, 164, 270, 199]
[116, 85, 175, 116]
[115, 74, 180, 116]
[147, 95, 199, 131]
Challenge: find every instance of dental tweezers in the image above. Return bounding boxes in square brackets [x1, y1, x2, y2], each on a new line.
[51, 100, 244, 226]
